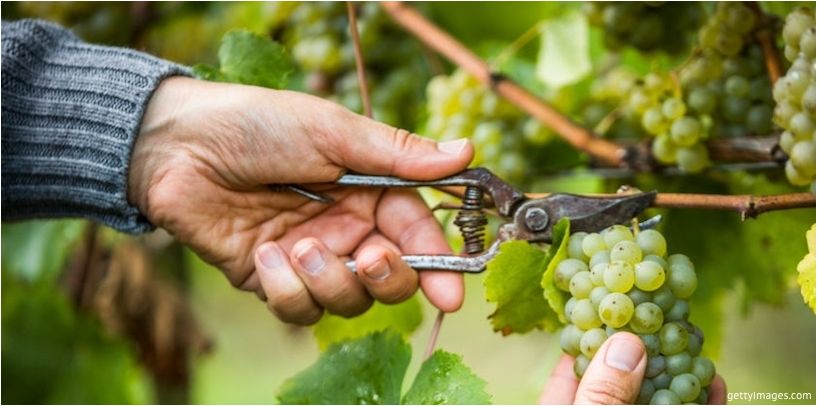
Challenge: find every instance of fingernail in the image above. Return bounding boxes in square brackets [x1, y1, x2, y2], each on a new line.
[605, 337, 644, 372]
[437, 138, 468, 155]
[364, 259, 391, 280]
[258, 244, 285, 269]
[295, 243, 326, 275]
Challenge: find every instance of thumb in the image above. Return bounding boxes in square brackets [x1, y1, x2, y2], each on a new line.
[330, 112, 474, 180]
[574, 332, 647, 405]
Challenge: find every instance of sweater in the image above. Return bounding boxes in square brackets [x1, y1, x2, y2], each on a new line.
[1, 19, 190, 233]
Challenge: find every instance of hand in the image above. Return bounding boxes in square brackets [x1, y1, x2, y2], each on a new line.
[539, 333, 727, 404]
[129, 77, 474, 325]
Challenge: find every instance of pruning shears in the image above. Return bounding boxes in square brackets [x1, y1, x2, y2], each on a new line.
[286, 168, 657, 273]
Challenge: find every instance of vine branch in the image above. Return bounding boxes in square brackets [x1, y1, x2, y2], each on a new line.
[380, 1, 626, 167]
[347, 2, 372, 118]
[747, 2, 784, 84]
[522, 191, 815, 220]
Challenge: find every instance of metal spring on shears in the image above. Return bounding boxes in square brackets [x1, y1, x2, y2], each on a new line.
[453, 186, 488, 255]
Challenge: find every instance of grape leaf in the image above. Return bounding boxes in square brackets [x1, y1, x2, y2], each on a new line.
[312, 296, 423, 351]
[1, 220, 86, 283]
[484, 238, 562, 335]
[541, 218, 572, 324]
[277, 330, 410, 404]
[402, 350, 491, 405]
[193, 30, 292, 89]
[536, 11, 591, 88]
[796, 224, 816, 312]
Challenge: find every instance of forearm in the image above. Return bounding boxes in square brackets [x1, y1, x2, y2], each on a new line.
[1, 19, 190, 233]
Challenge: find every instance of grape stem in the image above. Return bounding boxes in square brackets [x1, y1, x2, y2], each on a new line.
[380, 1, 627, 167]
[424, 310, 445, 360]
[346, 2, 373, 118]
[746, 2, 784, 84]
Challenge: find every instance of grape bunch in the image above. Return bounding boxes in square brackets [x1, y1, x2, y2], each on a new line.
[584, 2, 705, 55]
[424, 69, 554, 184]
[555, 226, 716, 404]
[773, 7, 815, 186]
[280, 2, 428, 128]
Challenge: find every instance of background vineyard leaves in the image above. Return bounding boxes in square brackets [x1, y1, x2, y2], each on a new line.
[312, 296, 423, 351]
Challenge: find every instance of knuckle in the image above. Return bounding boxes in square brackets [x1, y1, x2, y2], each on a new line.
[579, 380, 633, 405]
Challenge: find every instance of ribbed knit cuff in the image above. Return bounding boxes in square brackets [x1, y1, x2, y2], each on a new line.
[2, 19, 191, 233]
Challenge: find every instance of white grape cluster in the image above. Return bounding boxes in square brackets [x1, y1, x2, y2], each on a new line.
[555, 226, 716, 404]
[425, 70, 553, 184]
[774, 8, 816, 186]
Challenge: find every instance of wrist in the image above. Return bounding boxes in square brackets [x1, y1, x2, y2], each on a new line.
[128, 76, 196, 225]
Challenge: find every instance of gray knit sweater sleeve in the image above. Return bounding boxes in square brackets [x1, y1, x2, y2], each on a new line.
[2, 19, 191, 233]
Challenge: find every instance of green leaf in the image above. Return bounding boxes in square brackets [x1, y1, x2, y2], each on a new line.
[192, 63, 225, 82]
[797, 224, 816, 312]
[312, 296, 423, 351]
[277, 331, 410, 404]
[217, 30, 292, 88]
[541, 218, 572, 324]
[536, 11, 591, 88]
[1, 220, 86, 283]
[402, 350, 491, 405]
[484, 239, 561, 335]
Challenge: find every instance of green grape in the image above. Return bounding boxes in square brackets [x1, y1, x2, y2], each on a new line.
[522, 118, 554, 145]
[580, 328, 608, 358]
[670, 116, 701, 146]
[647, 356, 667, 378]
[790, 111, 815, 138]
[628, 288, 653, 306]
[590, 286, 611, 309]
[582, 233, 608, 257]
[652, 285, 677, 313]
[802, 84, 816, 112]
[565, 297, 578, 319]
[590, 251, 611, 269]
[570, 271, 595, 299]
[634, 261, 666, 291]
[786, 160, 813, 186]
[652, 373, 673, 391]
[590, 263, 609, 286]
[610, 240, 643, 264]
[784, 9, 814, 48]
[636, 230, 667, 258]
[666, 352, 693, 375]
[572, 299, 603, 330]
[555, 259, 590, 291]
[746, 104, 773, 134]
[790, 140, 816, 176]
[687, 86, 717, 114]
[652, 134, 678, 164]
[667, 262, 698, 299]
[668, 254, 693, 267]
[665, 300, 690, 321]
[641, 334, 661, 357]
[630, 302, 664, 334]
[662, 98, 687, 120]
[691, 357, 716, 386]
[676, 144, 710, 173]
[560, 324, 584, 356]
[642, 106, 669, 135]
[574, 354, 591, 378]
[650, 388, 681, 404]
[687, 333, 702, 357]
[644, 254, 670, 271]
[670, 373, 702, 402]
[604, 261, 636, 293]
[801, 28, 816, 59]
[598, 292, 634, 328]
[659, 322, 689, 355]
[638, 379, 656, 405]
[568, 232, 590, 261]
[724, 75, 750, 97]
[602, 225, 635, 247]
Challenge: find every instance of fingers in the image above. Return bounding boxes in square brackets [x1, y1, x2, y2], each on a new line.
[289, 237, 373, 317]
[708, 375, 727, 405]
[327, 110, 474, 180]
[254, 242, 323, 325]
[539, 354, 580, 404]
[574, 332, 647, 404]
[354, 234, 419, 304]
[376, 189, 465, 312]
